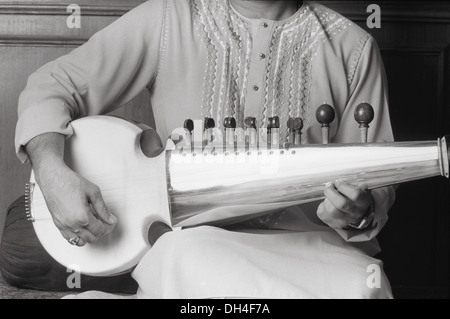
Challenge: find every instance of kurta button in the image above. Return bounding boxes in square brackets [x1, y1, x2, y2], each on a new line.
[259, 53, 266, 59]
[253, 85, 259, 91]
[261, 22, 268, 28]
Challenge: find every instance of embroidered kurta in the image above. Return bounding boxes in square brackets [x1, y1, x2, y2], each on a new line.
[16, 0, 395, 298]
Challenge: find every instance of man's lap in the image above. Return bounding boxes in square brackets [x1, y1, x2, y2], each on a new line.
[132, 226, 393, 299]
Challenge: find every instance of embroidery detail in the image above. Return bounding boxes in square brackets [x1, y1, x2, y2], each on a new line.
[191, 0, 353, 143]
[347, 32, 370, 87]
[263, 3, 352, 143]
[191, 0, 252, 129]
[263, 5, 311, 140]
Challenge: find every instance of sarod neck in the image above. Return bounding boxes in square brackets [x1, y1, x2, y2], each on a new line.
[167, 139, 448, 227]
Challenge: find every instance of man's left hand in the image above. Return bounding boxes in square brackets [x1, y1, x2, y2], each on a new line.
[317, 179, 373, 230]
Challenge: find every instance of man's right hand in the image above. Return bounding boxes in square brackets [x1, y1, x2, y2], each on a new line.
[26, 132, 117, 247]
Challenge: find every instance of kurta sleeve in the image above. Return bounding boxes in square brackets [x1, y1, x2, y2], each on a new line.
[15, 0, 166, 163]
[333, 36, 396, 242]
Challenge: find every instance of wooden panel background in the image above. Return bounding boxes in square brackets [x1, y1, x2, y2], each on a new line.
[0, 0, 449, 298]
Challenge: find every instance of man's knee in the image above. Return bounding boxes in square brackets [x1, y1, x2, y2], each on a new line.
[134, 226, 231, 297]
[153, 226, 225, 260]
[0, 195, 66, 289]
[346, 260, 393, 299]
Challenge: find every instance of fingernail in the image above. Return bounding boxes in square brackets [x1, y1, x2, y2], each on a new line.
[335, 179, 344, 187]
[109, 214, 117, 224]
[325, 182, 332, 188]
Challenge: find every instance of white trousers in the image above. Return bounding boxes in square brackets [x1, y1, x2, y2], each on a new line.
[65, 226, 393, 299]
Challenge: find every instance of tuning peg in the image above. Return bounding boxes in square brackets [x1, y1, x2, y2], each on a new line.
[224, 117, 237, 129]
[204, 117, 215, 129]
[354, 102, 375, 143]
[224, 117, 237, 148]
[183, 119, 194, 149]
[184, 119, 194, 132]
[287, 117, 303, 145]
[316, 103, 335, 144]
[203, 117, 215, 144]
[268, 116, 280, 148]
[269, 116, 280, 129]
[244, 117, 257, 148]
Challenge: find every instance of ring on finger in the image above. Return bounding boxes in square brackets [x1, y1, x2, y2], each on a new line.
[68, 236, 81, 246]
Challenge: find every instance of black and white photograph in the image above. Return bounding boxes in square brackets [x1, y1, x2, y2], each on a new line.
[0, 0, 449, 303]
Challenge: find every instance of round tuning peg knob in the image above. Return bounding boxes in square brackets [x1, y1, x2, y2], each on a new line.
[354, 102, 375, 128]
[354, 102, 375, 143]
[287, 117, 304, 131]
[316, 104, 335, 128]
[184, 119, 194, 133]
[204, 117, 215, 129]
[183, 119, 194, 150]
[316, 104, 335, 144]
[287, 117, 304, 145]
[224, 117, 237, 129]
[244, 117, 257, 129]
[268, 116, 280, 129]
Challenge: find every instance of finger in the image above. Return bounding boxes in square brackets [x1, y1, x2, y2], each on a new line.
[85, 207, 115, 237]
[317, 200, 352, 229]
[334, 179, 369, 203]
[66, 231, 87, 247]
[88, 186, 117, 225]
[72, 227, 99, 244]
[324, 182, 353, 214]
[76, 238, 86, 247]
[53, 220, 88, 247]
[55, 206, 111, 241]
[324, 198, 362, 225]
[358, 183, 370, 191]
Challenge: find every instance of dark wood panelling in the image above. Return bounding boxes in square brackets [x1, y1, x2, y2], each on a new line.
[0, 3, 140, 16]
[380, 45, 447, 140]
[320, 1, 450, 23]
[377, 47, 449, 292]
[378, 44, 450, 296]
[0, 38, 86, 46]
